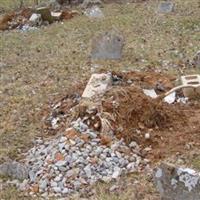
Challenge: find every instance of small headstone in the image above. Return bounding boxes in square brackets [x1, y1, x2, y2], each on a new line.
[81, 0, 102, 9]
[158, 2, 174, 13]
[91, 30, 124, 60]
[36, 7, 54, 23]
[193, 51, 200, 67]
[154, 163, 200, 200]
[84, 6, 104, 18]
[0, 161, 29, 180]
[82, 73, 112, 98]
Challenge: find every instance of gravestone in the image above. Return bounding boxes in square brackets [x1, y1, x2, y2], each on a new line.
[82, 0, 102, 9]
[82, 73, 112, 98]
[36, 7, 54, 23]
[193, 51, 200, 67]
[154, 163, 200, 200]
[91, 30, 124, 60]
[158, 2, 174, 13]
[84, 6, 104, 18]
[0, 161, 29, 180]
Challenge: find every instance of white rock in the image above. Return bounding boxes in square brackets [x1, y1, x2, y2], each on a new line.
[112, 167, 122, 179]
[53, 186, 62, 193]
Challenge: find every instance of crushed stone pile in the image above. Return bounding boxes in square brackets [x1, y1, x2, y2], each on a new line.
[23, 126, 147, 197]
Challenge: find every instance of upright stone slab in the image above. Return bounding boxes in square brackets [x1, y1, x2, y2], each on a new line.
[81, 0, 102, 9]
[158, 2, 174, 13]
[193, 51, 200, 67]
[84, 6, 104, 18]
[154, 163, 200, 200]
[91, 30, 124, 60]
[0, 161, 29, 180]
[36, 7, 54, 23]
[82, 73, 112, 98]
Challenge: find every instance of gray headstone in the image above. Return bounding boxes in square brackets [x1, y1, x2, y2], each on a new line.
[84, 6, 104, 18]
[158, 2, 174, 13]
[154, 163, 200, 200]
[81, 0, 102, 9]
[36, 7, 54, 23]
[0, 161, 29, 180]
[193, 51, 200, 67]
[91, 30, 124, 60]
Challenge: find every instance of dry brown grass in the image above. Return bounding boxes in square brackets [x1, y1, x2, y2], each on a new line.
[0, 0, 200, 199]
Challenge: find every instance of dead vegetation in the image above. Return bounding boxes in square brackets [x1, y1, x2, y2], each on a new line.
[0, 0, 200, 199]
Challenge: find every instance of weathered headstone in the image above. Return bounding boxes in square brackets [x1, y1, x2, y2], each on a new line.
[81, 0, 102, 9]
[91, 30, 124, 60]
[158, 2, 174, 13]
[0, 161, 29, 180]
[193, 51, 200, 67]
[154, 163, 200, 200]
[36, 7, 54, 23]
[84, 6, 104, 18]
[82, 73, 112, 98]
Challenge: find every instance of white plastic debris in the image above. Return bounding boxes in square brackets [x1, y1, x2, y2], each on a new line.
[143, 89, 158, 99]
[164, 92, 176, 104]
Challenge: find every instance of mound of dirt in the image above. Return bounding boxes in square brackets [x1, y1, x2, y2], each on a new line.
[102, 86, 186, 144]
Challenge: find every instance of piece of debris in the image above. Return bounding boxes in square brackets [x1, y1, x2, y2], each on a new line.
[51, 11, 62, 21]
[154, 163, 200, 200]
[82, 73, 112, 99]
[29, 13, 42, 26]
[84, 6, 104, 18]
[91, 30, 124, 60]
[180, 75, 200, 98]
[0, 161, 29, 180]
[143, 89, 158, 99]
[157, 2, 174, 13]
[164, 91, 176, 104]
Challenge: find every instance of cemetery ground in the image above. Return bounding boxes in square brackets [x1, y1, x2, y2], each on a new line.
[0, 0, 200, 199]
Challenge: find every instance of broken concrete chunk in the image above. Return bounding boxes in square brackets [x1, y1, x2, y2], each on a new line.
[91, 30, 124, 60]
[51, 12, 62, 21]
[29, 13, 42, 26]
[0, 161, 29, 180]
[158, 2, 174, 13]
[180, 75, 200, 98]
[154, 163, 200, 200]
[82, 73, 112, 98]
[36, 7, 54, 23]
